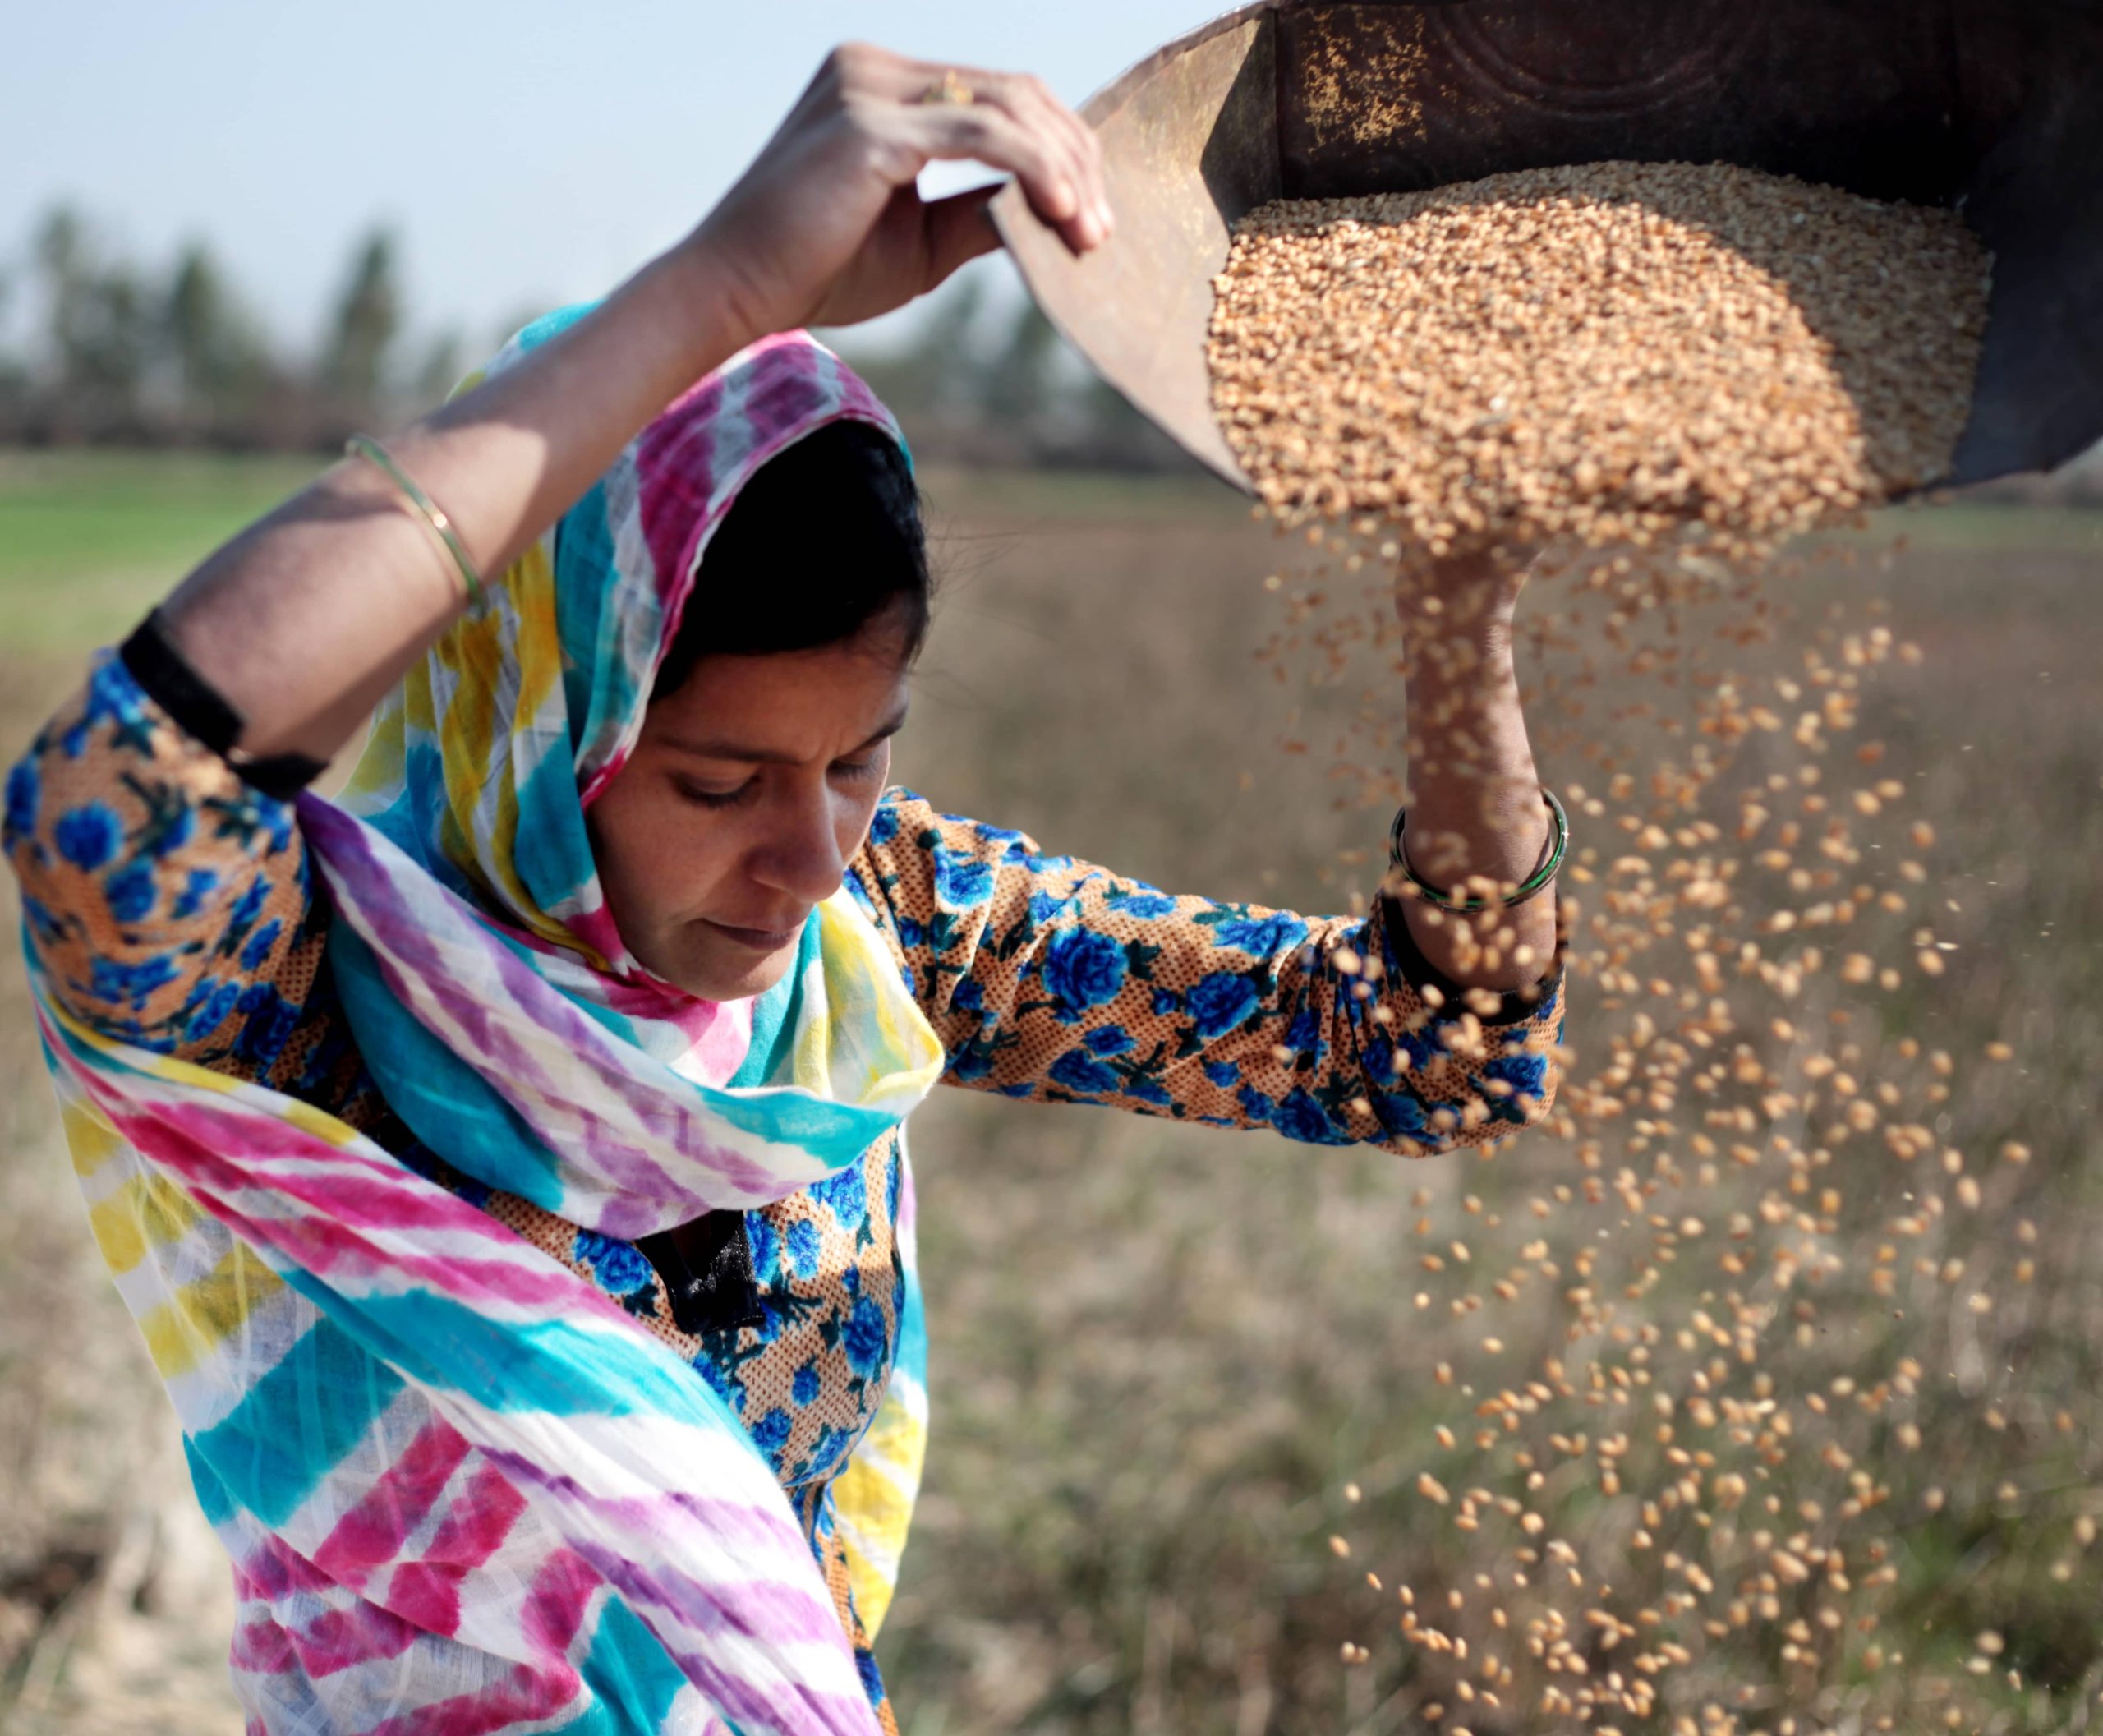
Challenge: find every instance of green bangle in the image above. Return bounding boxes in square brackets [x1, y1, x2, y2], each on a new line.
[345, 434, 484, 608]
[1389, 789, 1569, 914]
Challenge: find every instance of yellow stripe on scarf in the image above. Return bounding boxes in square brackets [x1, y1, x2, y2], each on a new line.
[833, 1396, 927, 1640]
[140, 1241, 286, 1379]
[62, 1095, 128, 1180]
[88, 1170, 201, 1275]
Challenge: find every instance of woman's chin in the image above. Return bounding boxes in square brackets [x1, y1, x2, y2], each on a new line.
[661, 933, 801, 1004]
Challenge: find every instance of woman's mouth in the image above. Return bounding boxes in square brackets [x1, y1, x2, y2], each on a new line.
[701, 917, 803, 952]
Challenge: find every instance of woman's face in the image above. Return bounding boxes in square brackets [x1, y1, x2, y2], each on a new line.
[588, 628, 911, 1002]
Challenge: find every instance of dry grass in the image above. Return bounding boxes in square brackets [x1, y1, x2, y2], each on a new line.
[4, 458, 2103, 1732]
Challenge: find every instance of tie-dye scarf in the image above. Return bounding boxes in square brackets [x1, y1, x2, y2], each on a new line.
[30, 318, 944, 1734]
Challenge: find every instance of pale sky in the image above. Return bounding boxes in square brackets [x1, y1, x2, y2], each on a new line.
[2, 1, 1215, 354]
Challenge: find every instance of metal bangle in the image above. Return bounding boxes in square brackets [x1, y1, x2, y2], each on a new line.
[1389, 789, 1569, 914]
[345, 434, 484, 608]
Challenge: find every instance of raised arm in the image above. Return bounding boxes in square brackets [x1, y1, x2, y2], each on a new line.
[155, 45, 1111, 766]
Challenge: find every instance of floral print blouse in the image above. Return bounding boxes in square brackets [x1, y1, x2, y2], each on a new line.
[6, 649, 1565, 1719]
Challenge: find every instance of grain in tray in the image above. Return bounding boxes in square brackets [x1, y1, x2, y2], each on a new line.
[1208, 160, 1991, 555]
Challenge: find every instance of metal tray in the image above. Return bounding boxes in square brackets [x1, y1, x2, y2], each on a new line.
[993, 0, 2103, 491]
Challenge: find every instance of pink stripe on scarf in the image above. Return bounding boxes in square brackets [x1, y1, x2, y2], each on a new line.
[88, 1089, 616, 1318]
[389, 1464, 531, 1636]
[365, 1663, 584, 1736]
[315, 1420, 475, 1586]
[522, 1549, 605, 1656]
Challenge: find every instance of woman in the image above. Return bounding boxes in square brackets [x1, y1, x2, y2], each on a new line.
[5, 44, 1566, 1736]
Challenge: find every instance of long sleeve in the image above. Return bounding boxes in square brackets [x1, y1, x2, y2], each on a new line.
[4, 647, 329, 1084]
[849, 790, 1564, 1158]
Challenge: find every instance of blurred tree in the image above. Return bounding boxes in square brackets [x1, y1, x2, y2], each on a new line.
[0, 205, 1190, 466]
[835, 275, 1193, 472]
[978, 297, 1063, 431]
[35, 206, 152, 440]
[324, 228, 403, 425]
[827, 272, 990, 432]
[0, 265, 24, 439]
[1073, 370, 1185, 472]
[162, 242, 272, 439]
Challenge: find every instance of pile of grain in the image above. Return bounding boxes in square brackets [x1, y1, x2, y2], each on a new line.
[1208, 161, 1991, 555]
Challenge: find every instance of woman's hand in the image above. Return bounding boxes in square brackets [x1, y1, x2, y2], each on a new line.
[691, 43, 1113, 338]
[1392, 550, 1558, 995]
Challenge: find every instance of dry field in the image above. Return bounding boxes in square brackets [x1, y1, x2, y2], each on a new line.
[4, 452, 2103, 1733]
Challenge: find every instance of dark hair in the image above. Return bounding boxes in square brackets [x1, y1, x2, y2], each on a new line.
[653, 420, 932, 698]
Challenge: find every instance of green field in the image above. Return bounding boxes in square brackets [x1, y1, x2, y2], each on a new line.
[0, 453, 323, 656]
[7, 454, 2103, 1734]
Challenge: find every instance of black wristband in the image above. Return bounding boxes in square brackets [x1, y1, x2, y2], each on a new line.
[119, 611, 328, 800]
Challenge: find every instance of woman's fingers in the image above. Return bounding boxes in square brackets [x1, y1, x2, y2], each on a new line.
[901, 99, 1101, 252]
[871, 52, 1111, 252]
[996, 71, 1111, 234]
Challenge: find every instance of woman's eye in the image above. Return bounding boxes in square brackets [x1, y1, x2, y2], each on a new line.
[675, 777, 756, 810]
[835, 757, 884, 782]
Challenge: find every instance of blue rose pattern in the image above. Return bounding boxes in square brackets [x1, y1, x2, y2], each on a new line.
[819, 1161, 867, 1235]
[841, 1296, 888, 1376]
[1049, 1051, 1122, 1096]
[3, 758, 39, 846]
[1388, 1092, 1429, 1136]
[749, 1407, 793, 1455]
[55, 803, 122, 871]
[1484, 1050, 1551, 1123]
[1041, 927, 1127, 1017]
[1273, 1088, 1352, 1148]
[932, 847, 995, 909]
[104, 863, 157, 923]
[745, 1213, 780, 1283]
[1210, 910, 1311, 957]
[573, 1227, 656, 1297]
[172, 867, 218, 919]
[1108, 889, 1178, 919]
[238, 918, 283, 974]
[1187, 972, 1260, 1040]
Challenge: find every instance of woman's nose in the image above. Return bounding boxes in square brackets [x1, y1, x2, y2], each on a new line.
[752, 788, 849, 904]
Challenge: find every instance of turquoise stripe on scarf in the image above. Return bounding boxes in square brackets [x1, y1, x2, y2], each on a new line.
[189, 1319, 405, 1526]
[564, 1600, 693, 1734]
[733, 917, 822, 1089]
[283, 1274, 711, 1419]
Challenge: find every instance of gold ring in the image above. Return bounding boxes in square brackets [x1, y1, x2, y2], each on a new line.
[919, 69, 975, 106]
